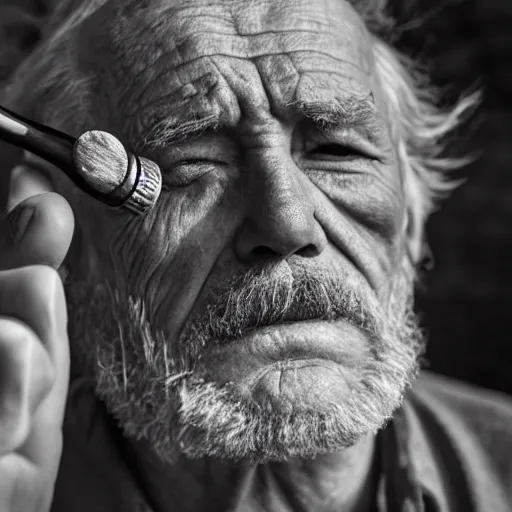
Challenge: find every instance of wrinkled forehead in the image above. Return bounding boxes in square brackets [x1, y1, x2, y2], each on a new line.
[75, 0, 376, 141]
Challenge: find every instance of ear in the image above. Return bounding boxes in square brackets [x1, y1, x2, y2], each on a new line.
[398, 205, 425, 282]
[400, 144, 427, 273]
[405, 202, 425, 269]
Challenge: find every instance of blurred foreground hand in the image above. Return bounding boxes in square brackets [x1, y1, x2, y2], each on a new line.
[0, 164, 73, 511]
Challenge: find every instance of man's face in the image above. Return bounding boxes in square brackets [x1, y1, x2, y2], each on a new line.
[66, 0, 422, 462]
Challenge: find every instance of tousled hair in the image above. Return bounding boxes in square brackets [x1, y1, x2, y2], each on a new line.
[1, 0, 479, 266]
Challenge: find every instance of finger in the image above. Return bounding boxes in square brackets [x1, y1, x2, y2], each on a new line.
[0, 266, 69, 466]
[7, 164, 54, 213]
[0, 191, 74, 271]
[0, 317, 54, 455]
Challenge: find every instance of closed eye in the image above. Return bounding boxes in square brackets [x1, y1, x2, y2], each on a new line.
[308, 143, 365, 160]
[163, 159, 220, 187]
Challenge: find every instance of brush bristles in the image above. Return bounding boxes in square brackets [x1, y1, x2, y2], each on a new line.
[73, 130, 128, 193]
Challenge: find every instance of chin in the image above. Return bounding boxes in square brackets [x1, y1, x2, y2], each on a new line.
[246, 359, 354, 414]
[193, 320, 374, 415]
[175, 314, 423, 462]
[176, 360, 400, 463]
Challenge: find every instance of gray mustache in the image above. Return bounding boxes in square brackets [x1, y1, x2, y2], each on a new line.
[196, 266, 377, 344]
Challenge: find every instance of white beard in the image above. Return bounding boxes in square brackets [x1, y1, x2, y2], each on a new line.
[67, 264, 423, 463]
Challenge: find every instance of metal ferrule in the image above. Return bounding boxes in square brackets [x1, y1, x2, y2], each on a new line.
[121, 155, 162, 215]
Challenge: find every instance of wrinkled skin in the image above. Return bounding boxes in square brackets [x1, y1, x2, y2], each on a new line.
[73, 0, 407, 392]
[36, 0, 418, 510]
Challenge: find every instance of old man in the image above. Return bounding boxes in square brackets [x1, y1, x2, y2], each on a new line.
[0, 0, 510, 510]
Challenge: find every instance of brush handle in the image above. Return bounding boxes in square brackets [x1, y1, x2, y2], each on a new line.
[0, 105, 76, 172]
[0, 105, 126, 206]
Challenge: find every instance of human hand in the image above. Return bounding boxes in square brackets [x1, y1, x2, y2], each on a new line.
[0, 164, 73, 511]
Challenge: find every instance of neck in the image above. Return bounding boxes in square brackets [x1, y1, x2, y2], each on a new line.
[122, 435, 379, 512]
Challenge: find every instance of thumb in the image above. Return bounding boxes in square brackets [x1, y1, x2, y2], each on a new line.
[0, 165, 74, 270]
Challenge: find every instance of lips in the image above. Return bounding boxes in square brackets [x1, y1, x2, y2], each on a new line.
[197, 319, 371, 386]
[204, 291, 371, 348]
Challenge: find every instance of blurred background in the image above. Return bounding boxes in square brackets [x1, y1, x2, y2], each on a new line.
[393, 0, 512, 394]
[1, 0, 511, 393]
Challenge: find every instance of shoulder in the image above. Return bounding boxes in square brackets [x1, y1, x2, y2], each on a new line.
[411, 371, 512, 437]
[407, 371, 512, 505]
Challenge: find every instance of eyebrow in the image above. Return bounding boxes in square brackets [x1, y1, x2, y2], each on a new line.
[138, 113, 220, 151]
[292, 94, 378, 131]
[139, 94, 378, 150]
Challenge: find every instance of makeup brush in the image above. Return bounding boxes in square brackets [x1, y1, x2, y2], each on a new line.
[0, 105, 162, 215]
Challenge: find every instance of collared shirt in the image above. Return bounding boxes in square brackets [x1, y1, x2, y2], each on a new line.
[51, 372, 512, 511]
[379, 374, 512, 511]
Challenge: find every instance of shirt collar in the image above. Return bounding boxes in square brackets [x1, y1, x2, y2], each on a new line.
[377, 393, 447, 512]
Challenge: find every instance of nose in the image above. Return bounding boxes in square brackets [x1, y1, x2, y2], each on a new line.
[234, 157, 327, 264]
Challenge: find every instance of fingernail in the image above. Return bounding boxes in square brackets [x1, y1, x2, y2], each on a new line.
[8, 205, 36, 242]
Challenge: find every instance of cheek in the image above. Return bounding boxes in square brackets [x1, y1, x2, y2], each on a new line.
[306, 163, 407, 292]
[94, 174, 241, 335]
